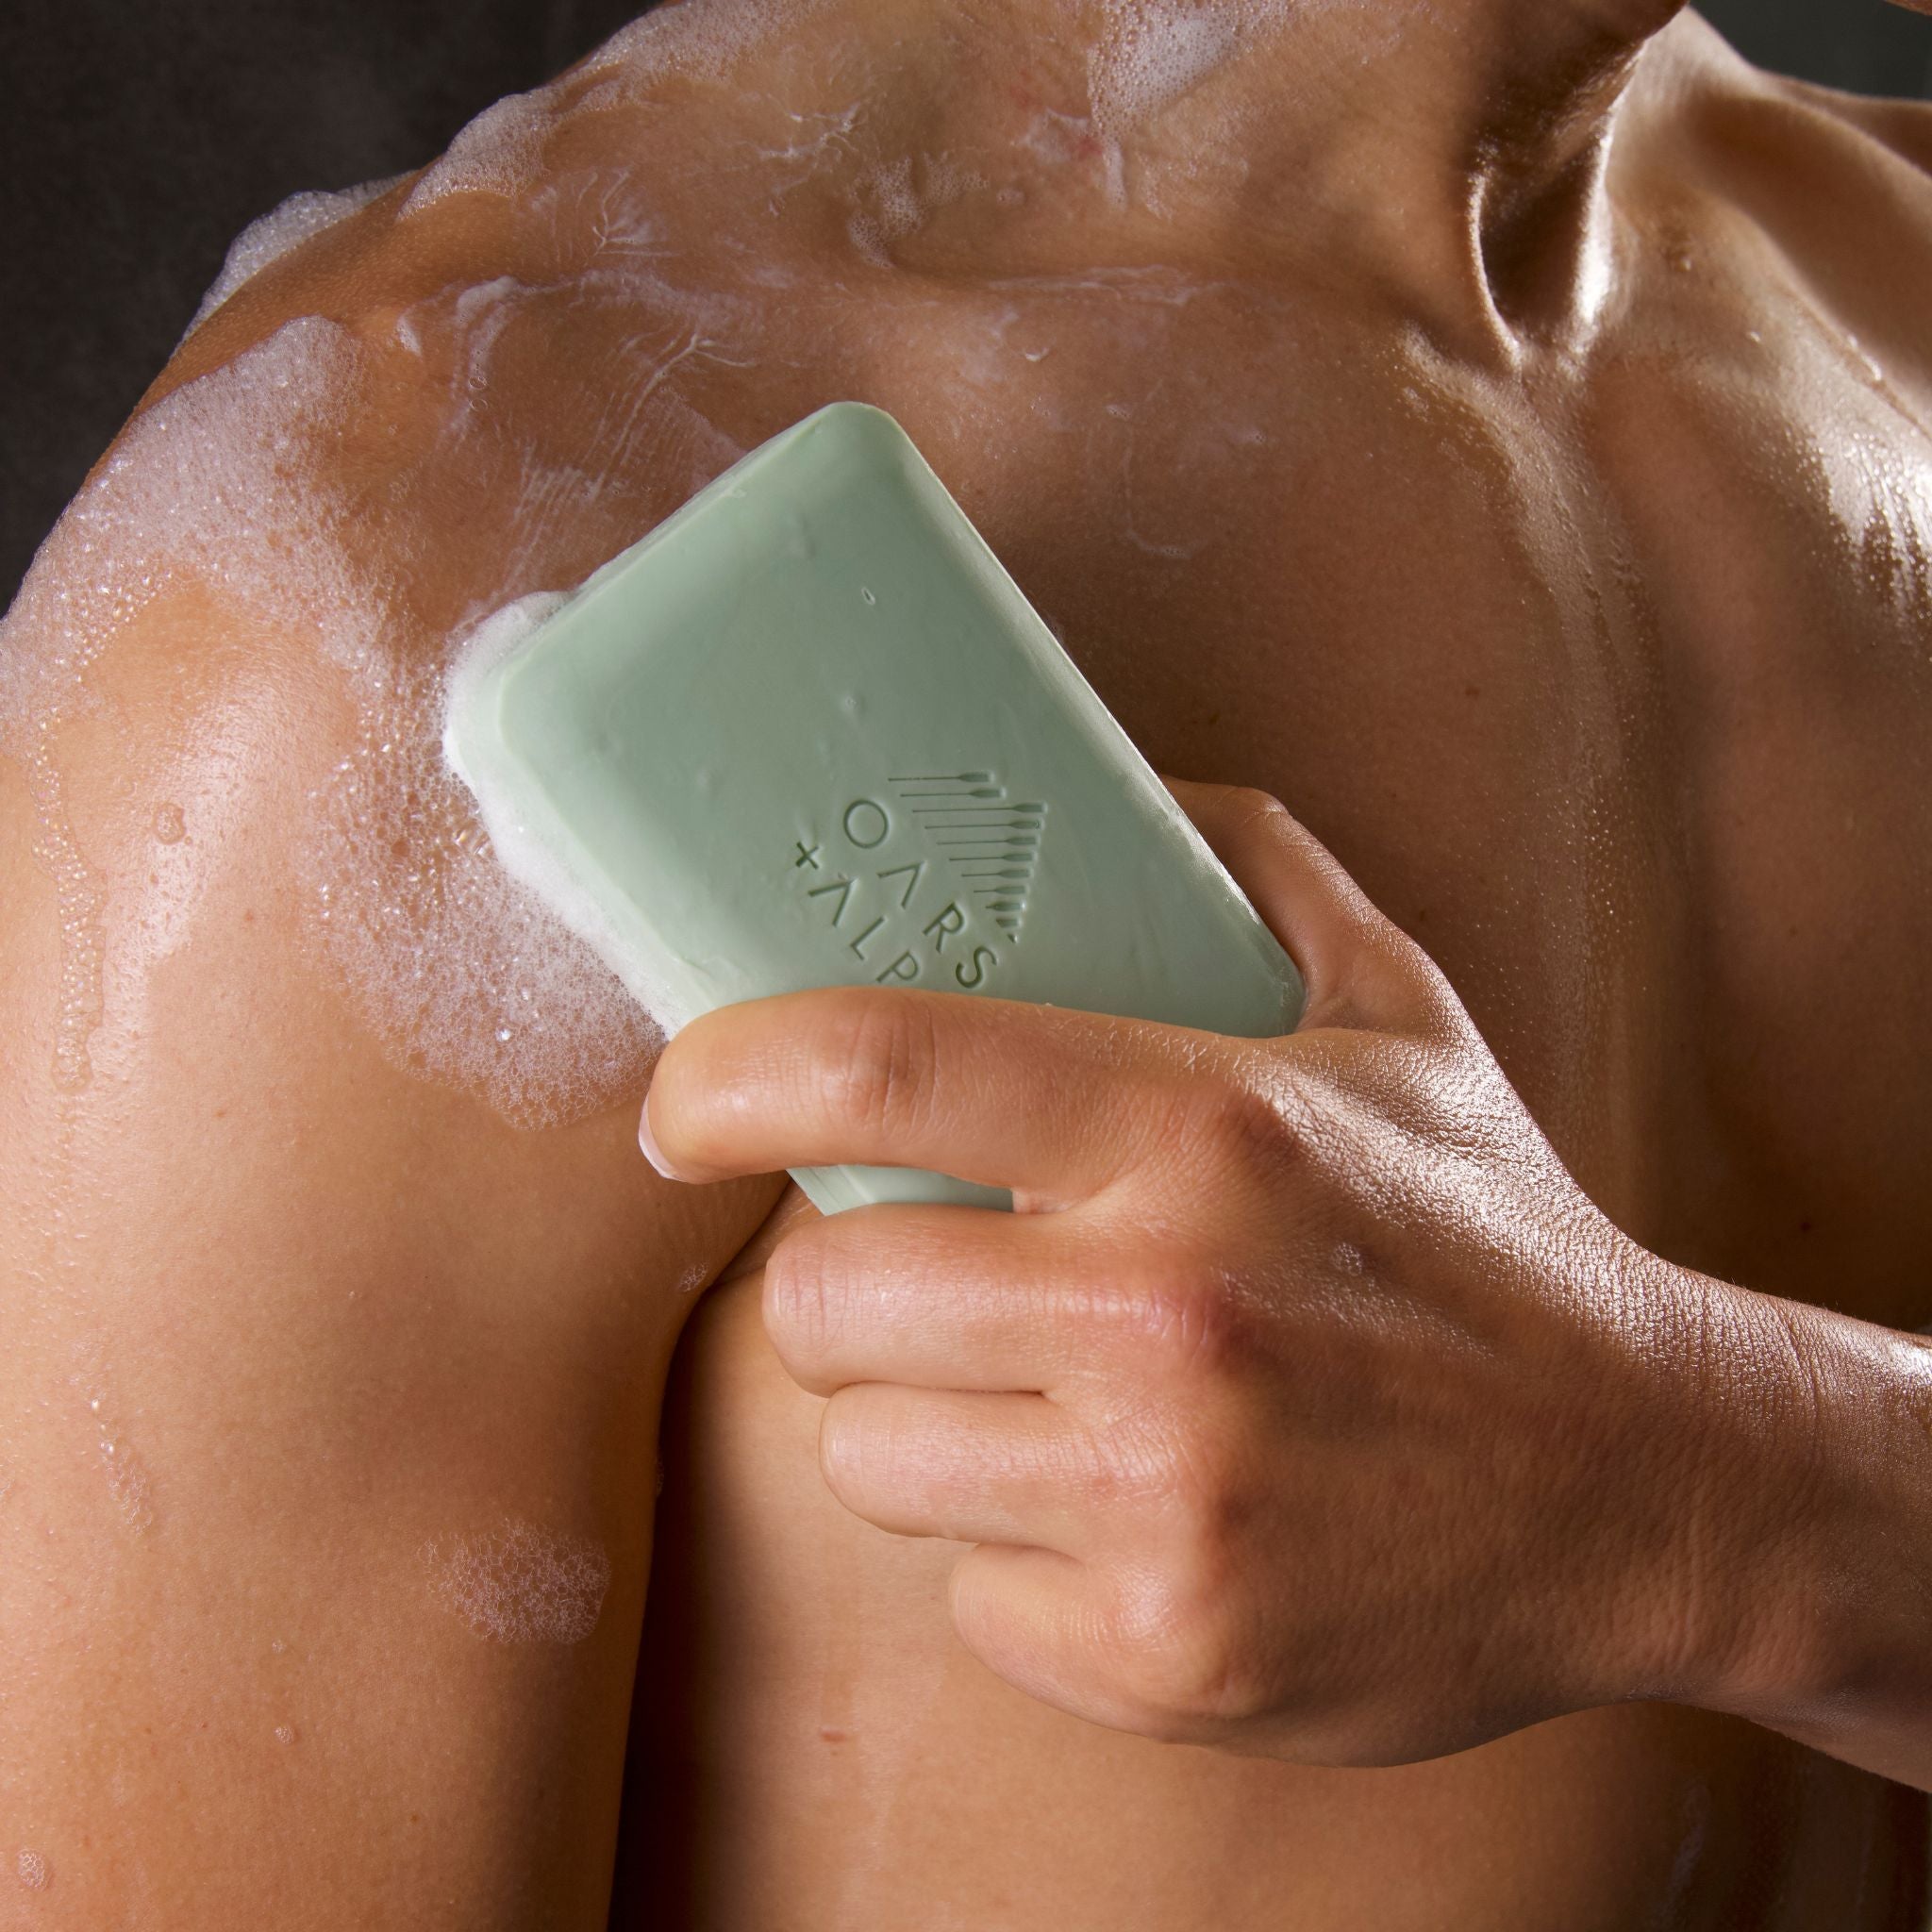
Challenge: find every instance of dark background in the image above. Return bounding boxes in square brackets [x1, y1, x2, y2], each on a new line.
[2, 0, 1928, 608]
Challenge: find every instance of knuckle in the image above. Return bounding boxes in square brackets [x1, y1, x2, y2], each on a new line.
[1099, 1556, 1269, 1739]
[1341, 922, 1472, 1046]
[1080, 1408, 1273, 1737]
[1165, 1414, 1249, 1533]
[761, 1236, 843, 1366]
[1219, 783, 1291, 831]
[1065, 1412, 1172, 1512]
[1237, 784, 1292, 822]
[824, 993, 938, 1140]
[1406, 954, 1477, 1045]
[1191, 1074, 1311, 1186]
[820, 1388, 895, 1499]
[1159, 1424, 1262, 1607]
[1098, 1253, 1251, 1384]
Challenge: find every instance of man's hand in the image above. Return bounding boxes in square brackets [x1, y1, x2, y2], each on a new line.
[638, 778, 1811, 1765]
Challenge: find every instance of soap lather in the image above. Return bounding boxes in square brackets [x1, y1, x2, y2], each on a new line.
[443, 400, 1304, 1215]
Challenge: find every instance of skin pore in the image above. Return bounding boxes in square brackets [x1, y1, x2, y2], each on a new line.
[0, 0, 1927, 1924]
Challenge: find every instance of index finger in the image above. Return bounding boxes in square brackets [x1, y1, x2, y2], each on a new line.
[641, 985, 1224, 1197]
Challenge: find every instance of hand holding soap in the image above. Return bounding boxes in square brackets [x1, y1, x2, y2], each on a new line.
[444, 401, 1303, 1214]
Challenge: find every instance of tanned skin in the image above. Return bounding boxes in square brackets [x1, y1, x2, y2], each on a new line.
[2, 1, 1929, 1925]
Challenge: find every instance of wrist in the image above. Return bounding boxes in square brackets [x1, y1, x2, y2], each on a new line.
[1551, 1244, 1807, 1721]
[1650, 1274, 1836, 1714]
[1660, 1275, 1932, 1765]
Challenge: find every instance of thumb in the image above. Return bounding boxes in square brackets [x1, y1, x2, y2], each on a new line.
[1158, 774, 1455, 1037]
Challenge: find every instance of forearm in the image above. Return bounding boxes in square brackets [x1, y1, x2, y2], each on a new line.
[1675, 1274, 1932, 1790]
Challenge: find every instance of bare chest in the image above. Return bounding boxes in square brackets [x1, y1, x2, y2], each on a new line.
[358, 150, 1932, 1323]
[792, 275, 1932, 1322]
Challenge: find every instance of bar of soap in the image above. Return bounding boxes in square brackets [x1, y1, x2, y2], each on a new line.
[445, 401, 1304, 1215]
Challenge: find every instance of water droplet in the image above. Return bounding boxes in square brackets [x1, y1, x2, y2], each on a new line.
[859, 586, 876, 606]
[1844, 332, 1884, 383]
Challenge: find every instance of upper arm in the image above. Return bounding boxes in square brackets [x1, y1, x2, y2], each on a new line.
[0, 188, 780, 1923]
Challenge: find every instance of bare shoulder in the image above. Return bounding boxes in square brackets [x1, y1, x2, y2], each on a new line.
[0, 222, 783, 1482]
[0, 19, 858, 1507]
[4, 3, 784, 1134]
[1623, 14, 1932, 390]
[0, 55, 793, 1908]
[1636, 10, 1932, 182]
[6, 280, 649, 1181]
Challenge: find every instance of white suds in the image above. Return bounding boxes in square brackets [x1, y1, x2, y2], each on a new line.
[401, 91, 561, 214]
[183, 175, 408, 340]
[15, 1849, 48, 1891]
[845, 154, 989, 267]
[0, 317, 369, 749]
[1086, 0, 1304, 138]
[0, 310, 661, 1127]
[440, 592, 698, 1040]
[0, 324, 367, 1094]
[402, 0, 835, 216]
[424, 1517, 611, 1644]
[315, 642, 662, 1126]
[0, 0, 1336, 1131]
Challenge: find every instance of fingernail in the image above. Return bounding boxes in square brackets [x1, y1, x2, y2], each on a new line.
[639, 1096, 678, 1179]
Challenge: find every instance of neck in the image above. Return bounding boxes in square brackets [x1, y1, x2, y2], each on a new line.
[864, 0, 1686, 351]
[1458, 0, 1683, 344]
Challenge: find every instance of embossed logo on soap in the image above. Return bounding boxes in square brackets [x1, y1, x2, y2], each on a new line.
[788, 769, 1049, 991]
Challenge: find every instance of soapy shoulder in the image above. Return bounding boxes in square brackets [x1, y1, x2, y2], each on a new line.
[0, 233, 736, 1141]
[0, 5, 823, 1133]
[150, 0, 812, 458]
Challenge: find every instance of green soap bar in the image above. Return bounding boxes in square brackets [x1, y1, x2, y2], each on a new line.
[445, 401, 1304, 1215]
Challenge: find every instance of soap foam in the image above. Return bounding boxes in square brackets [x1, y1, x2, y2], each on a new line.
[1088, 0, 1265, 137]
[401, 90, 561, 215]
[0, 320, 367, 1097]
[846, 154, 991, 269]
[0, 309, 663, 1128]
[441, 594, 696, 1040]
[315, 678, 663, 1128]
[1079, 0, 1434, 205]
[424, 1516, 611, 1644]
[182, 174, 409, 341]
[401, 0, 836, 216]
[1, 0, 1347, 1130]
[0, 317, 369, 749]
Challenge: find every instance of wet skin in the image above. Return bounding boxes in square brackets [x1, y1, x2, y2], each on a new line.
[2, 0, 1931, 1924]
